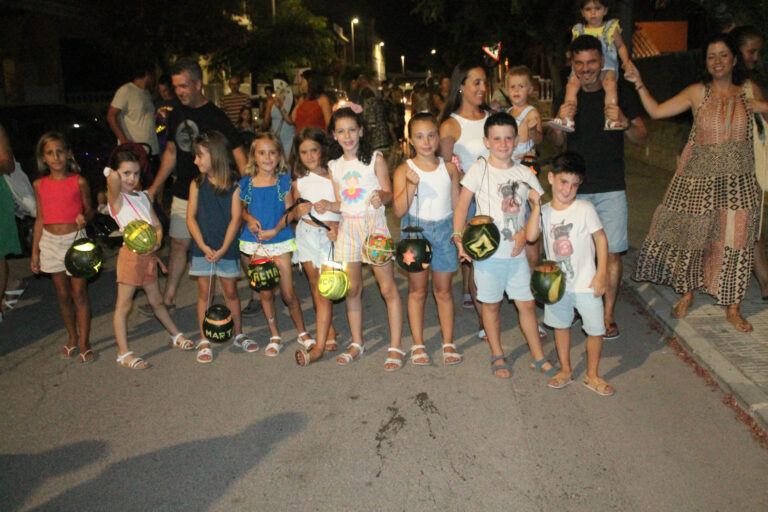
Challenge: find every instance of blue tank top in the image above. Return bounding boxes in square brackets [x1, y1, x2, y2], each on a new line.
[192, 178, 240, 260]
[238, 173, 294, 244]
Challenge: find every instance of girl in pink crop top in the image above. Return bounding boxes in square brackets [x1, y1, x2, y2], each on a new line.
[30, 132, 94, 363]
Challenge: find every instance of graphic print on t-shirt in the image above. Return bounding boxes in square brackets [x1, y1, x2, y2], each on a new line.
[175, 119, 200, 153]
[341, 170, 365, 203]
[499, 180, 529, 240]
[550, 219, 575, 279]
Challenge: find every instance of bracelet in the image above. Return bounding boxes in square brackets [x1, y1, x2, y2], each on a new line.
[451, 232, 463, 239]
[635, 83, 645, 92]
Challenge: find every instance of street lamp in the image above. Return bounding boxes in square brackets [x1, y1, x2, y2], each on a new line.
[351, 17, 359, 65]
[401, 55, 405, 74]
[430, 49, 436, 55]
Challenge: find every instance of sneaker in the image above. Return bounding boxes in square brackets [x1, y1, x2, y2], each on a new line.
[241, 300, 261, 317]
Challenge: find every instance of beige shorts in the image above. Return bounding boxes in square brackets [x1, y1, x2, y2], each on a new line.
[169, 196, 191, 239]
[40, 229, 78, 274]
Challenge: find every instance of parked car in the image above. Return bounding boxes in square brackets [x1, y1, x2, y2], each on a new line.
[0, 104, 115, 198]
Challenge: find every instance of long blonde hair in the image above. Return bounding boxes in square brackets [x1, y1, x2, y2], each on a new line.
[193, 131, 239, 195]
[245, 132, 289, 177]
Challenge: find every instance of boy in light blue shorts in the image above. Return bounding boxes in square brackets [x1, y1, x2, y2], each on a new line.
[526, 152, 615, 396]
[453, 112, 553, 379]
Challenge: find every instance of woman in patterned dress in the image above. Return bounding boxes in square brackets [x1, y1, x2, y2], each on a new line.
[627, 34, 767, 332]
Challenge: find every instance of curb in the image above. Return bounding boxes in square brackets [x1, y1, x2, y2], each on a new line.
[625, 275, 768, 433]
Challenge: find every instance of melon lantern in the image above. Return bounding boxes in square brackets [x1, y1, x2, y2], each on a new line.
[64, 238, 104, 279]
[248, 256, 280, 291]
[203, 304, 234, 342]
[461, 215, 500, 261]
[123, 220, 157, 254]
[396, 226, 432, 273]
[530, 260, 566, 305]
[318, 261, 350, 301]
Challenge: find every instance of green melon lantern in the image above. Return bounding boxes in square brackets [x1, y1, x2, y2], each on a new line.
[396, 226, 432, 273]
[531, 260, 566, 305]
[462, 215, 500, 261]
[64, 238, 104, 279]
[363, 233, 395, 266]
[318, 261, 350, 300]
[203, 304, 234, 342]
[248, 256, 280, 291]
[123, 220, 157, 254]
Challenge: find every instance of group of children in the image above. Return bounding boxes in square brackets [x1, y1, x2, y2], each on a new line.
[28, 0, 620, 395]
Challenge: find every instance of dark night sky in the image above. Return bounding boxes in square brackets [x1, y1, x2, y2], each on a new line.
[309, 0, 436, 73]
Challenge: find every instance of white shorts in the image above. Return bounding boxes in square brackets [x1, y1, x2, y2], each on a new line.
[295, 220, 334, 269]
[169, 196, 191, 239]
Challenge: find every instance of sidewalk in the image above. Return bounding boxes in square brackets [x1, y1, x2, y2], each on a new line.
[623, 248, 768, 432]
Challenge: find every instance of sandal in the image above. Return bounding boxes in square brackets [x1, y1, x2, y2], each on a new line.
[603, 322, 620, 340]
[170, 332, 194, 350]
[547, 117, 575, 133]
[547, 371, 574, 389]
[3, 283, 27, 311]
[604, 118, 627, 131]
[264, 336, 283, 357]
[337, 342, 365, 365]
[462, 293, 473, 309]
[584, 376, 615, 397]
[297, 332, 316, 350]
[295, 348, 319, 367]
[490, 354, 511, 378]
[478, 329, 489, 341]
[325, 338, 339, 352]
[234, 333, 259, 353]
[385, 347, 406, 372]
[410, 345, 430, 366]
[61, 345, 77, 359]
[116, 351, 149, 370]
[196, 340, 213, 364]
[530, 358, 558, 377]
[78, 349, 95, 365]
[442, 343, 463, 366]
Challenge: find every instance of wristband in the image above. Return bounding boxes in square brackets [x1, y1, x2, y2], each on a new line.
[635, 83, 644, 92]
[451, 232, 463, 239]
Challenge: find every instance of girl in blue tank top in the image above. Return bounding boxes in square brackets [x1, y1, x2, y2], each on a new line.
[239, 133, 313, 357]
[187, 131, 255, 363]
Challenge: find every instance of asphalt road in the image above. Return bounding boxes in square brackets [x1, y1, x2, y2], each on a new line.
[1, 154, 767, 511]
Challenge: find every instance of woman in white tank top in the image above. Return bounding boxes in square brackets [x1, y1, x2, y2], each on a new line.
[437, 61, 489, 338]
[394, 113, 462, 365]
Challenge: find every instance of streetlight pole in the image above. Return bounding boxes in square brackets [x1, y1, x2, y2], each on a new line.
[350, 18, 359, 65]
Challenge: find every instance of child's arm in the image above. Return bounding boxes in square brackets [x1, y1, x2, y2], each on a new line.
[613, 30, 635, 73]
[325, 221, 340, 242]
[591, 228, 608, 297]
[212, 186, 244, 261]
[77, 176, 94, 227]
[371, 153, 392, 208]
[446, 160, 460, 209]
[525, 196, 542, 243]
[525, 107, 543, 145]
[105, 168, 123, 214]
[392, 161, 417, 218]
[452, 187, 474, 263]
[186, 181, 215, 259]
[30, 180, 43, 274]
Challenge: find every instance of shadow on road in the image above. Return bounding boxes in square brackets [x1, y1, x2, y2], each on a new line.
[4, 412, 306, 511]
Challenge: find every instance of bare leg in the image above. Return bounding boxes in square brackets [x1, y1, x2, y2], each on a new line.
[302, 261, 337, 344]
[406, 269, 429, 361]
[548, 327, 573, 387]
[219, 277, 242, 335]
[51, 272, 78, 352]
[602, 70, 626, 129]
[113, 282, 138, 355]
[372, 262, 404, 370]
[603, 252, 622, 328]
[482, 300, 509, 377]
[163, 236, 191, 306]
[274, 253, 310, 342]
[196, 276, 215, 337]
[145, 280, 183, 335]
[515, 299, 552, 372]
[337, 262, 364, 362]
[432, 271, 455, 345]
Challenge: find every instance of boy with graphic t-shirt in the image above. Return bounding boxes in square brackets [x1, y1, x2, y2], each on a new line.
[452, 112, 551, 379]
[526, 152, 615, 396]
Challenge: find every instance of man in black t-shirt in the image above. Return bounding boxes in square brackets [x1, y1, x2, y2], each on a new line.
[548, 35, 647, 340]
[145, 58, 246, 315]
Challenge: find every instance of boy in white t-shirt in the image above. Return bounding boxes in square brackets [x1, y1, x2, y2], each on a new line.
[526, 152, 614, 396]
[452, 112, 553, 379]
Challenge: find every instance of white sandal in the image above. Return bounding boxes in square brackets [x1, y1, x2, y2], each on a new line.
[3, 285, 26, 311]
[441, 343, 464, 366]
[234, 333, 259, 353]
[384, 347, 406, 372]
[116, 351, 149, 370]
[170, 332, 194, 350]
[265, 336, 283, 357]
[336, 342, 365, 365]
[196, 340, 213, 364]
[547, 117, 575, 133]
[410, 345, 430, 366]
[297, 331, 316, 350]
